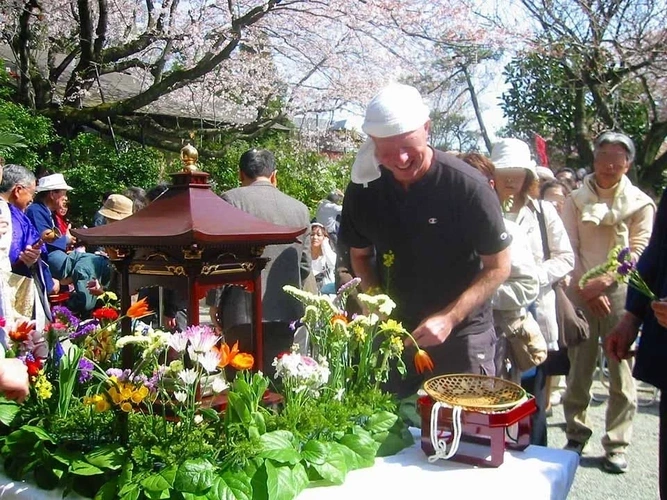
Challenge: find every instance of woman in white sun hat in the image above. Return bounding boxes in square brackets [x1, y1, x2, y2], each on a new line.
[491, 137, 575, 447]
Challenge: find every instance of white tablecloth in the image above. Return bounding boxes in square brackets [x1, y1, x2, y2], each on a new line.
[0, 429, 578, 500]
[299, 428, 579, 500]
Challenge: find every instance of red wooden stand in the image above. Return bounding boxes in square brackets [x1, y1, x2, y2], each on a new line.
[417, 395, 536, 467]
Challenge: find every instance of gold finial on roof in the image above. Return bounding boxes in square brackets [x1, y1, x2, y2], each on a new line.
[180, 144, 199, 172]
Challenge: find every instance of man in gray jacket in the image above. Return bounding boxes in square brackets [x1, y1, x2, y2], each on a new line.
[217, 149, 311, 374]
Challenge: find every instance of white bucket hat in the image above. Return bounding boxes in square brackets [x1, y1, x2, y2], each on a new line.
[352, 83, 430, 185]
[36, 173, 73, 193]
[490, 138, 537, 177]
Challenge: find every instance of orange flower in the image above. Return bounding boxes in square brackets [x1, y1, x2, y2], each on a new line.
[414, 349, 434, 374]
[126, 298, 152, 319]
[330, 314, 348, 325]
[216, 341, 255, 370]
[231, 352, 254, 370]
[8, 320, 35, 343]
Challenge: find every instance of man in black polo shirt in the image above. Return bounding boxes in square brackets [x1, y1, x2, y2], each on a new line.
[339, 84, 512, 398]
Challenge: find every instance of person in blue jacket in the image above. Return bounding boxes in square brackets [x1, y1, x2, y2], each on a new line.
[0, 165, 57, 325]
[26, 173, 75, 258]
[606, 188, 667, 498]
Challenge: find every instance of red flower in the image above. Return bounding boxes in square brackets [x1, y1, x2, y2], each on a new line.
[126, 298, 152, 319]
[25, 358, 42, 378]
[92, 307, 120, 321]
[414, 349, 434, 374]
[9, 320, 35, 343]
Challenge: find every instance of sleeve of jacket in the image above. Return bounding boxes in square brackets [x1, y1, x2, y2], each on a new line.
[26, 204, 67, 251]
[299, 208, 312, 284]
[627, 191, 666, 319]
[536, 201, 574, 288]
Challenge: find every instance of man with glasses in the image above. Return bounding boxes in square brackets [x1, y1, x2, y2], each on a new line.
[561, 131, 655, 472]
[26, 173, 76, 257]
[0, 164, 58, 327]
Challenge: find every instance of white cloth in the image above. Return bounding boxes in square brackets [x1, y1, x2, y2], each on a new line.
[311, 239, 337, 289]
[508, 199, 575, 349]
[299, 428, 578, 500]
[0, 199, 13, 325]
[492, 219, 540, 317]
[315, 200, 342, 235]
[352, 83, 430, 186]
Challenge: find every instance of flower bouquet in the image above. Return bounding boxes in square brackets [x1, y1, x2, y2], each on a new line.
[0, 281, 429, 499]
[579, 245, 656, 300]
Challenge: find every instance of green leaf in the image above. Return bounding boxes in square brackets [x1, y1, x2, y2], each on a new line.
[365, 411, 398, 434]
[258, 431, 299, 464]
[145, 490, 172, 500]
[310, 443, 347, 485]
[0, 397, 20, 426]
[21, 425, 55, 443]
[33, 464, 59, 490]
[94, 479, 118, 500]
[173, 458, 215, 494]
[249, 461, 268, 500]
[141, 465, 177, 492]
[265, 461, 302, 500]
[376, 422, 414, 457]
[70, 459, 104, 476]
[328, 442, 358, 471]
[301, 440, 327, 465]
[199, 408, 220, 422]
[206, 472, 252, 500]
[337, 428, 379, 468]
[252, 411, 266, 434]
[227, 392, 251, 425]
[85, 444, 125, 470]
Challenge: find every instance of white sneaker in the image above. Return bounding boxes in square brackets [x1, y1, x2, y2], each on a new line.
[549, 391, 563, 406]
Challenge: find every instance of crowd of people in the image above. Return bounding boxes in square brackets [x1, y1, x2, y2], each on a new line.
[0, 81, 666, 496]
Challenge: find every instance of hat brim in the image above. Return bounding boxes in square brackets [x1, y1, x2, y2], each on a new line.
[36, 184, 74, 193]
[98, 208, 131, 221]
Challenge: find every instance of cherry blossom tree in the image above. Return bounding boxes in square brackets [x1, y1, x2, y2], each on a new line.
[0, 0, 509, 153]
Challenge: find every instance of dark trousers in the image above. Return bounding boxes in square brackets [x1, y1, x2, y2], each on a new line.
[386, 327, 497, 400]
[660, 395, 666, 499]
[522, 364, 548, 446]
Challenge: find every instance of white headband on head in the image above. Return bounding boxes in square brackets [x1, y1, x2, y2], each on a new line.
[352, 84, 430, 186]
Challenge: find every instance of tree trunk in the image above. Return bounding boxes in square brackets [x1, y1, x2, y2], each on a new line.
[461, 65, 493, 153]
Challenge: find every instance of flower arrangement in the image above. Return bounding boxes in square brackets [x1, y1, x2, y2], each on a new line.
[0, 281, 424, 499]
[579, 245, 656, 300]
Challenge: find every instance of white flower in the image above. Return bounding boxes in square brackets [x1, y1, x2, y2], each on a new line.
[174, 391, 187, 403]
[116, 336, 150, 349]
[211, 376, 228, 393]
[194, 414, 203, 425]
[334, 388, 345, 401]
[167, 331, 189, 353]
[198, 350, 221, 373]
[178, 368, 198, 385]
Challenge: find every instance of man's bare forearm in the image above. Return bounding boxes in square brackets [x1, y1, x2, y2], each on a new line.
[440, 248, 511, 327]
[349, 247, 380, 292]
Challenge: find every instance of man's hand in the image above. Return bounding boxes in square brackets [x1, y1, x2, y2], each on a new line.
[651, 300, 667, 329]
[578, 275, 614, 302]
[51, 279, 60, 294]
[86, 279, 104, 296]
[586, 294, 611, 317]
[163, 316, 177, 329]
[412, 312, 455, 347]
[18, 245, 40, 267]
[0, 359, 30, 403]
[605, 313, 641, 363]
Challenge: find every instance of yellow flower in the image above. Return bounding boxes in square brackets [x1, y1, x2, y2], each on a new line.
[388, 335, 404, 356]
[108, 387, 122, 405]
[131, 390, 146, 404]
[120, 402, 133, 413]
[120, 384, 134, 401]
[95, 399, 111, 413]
[35, 375, 53, 400]
[352, 325, 366, 342]
[379, 319, 406, 334]
[382, 251, 395, 268]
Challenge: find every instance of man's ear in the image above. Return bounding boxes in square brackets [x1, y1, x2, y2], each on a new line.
[269, 171, 277, 186]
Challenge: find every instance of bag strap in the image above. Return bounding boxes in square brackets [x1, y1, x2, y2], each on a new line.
[535, 200, 551, 261]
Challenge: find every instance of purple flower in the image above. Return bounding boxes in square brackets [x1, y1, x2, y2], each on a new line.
[146, 367, 166, 392]
[617, 247, 631, 263]
[106, 368, 132, 382]
[617, 261, 635, 276]
[53, 341, 64, 366]
[289, 320, 303, 332]
[52, 306, 80, 328]
[70, 319, 99, 340]
[78, 358, 94, 383]
[337, 277, 361, 296]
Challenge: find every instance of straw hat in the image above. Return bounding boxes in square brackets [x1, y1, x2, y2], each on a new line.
[36, 173, 73, 193]
[98, 194, 133, 221]
[490, 138, 537, 176]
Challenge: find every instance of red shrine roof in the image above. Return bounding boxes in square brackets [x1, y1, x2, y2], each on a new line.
[72, 170, 306, 248]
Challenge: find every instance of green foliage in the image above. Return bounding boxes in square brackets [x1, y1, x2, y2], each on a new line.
[61, 134, 164, 225]
[0, 100, 57, 169]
